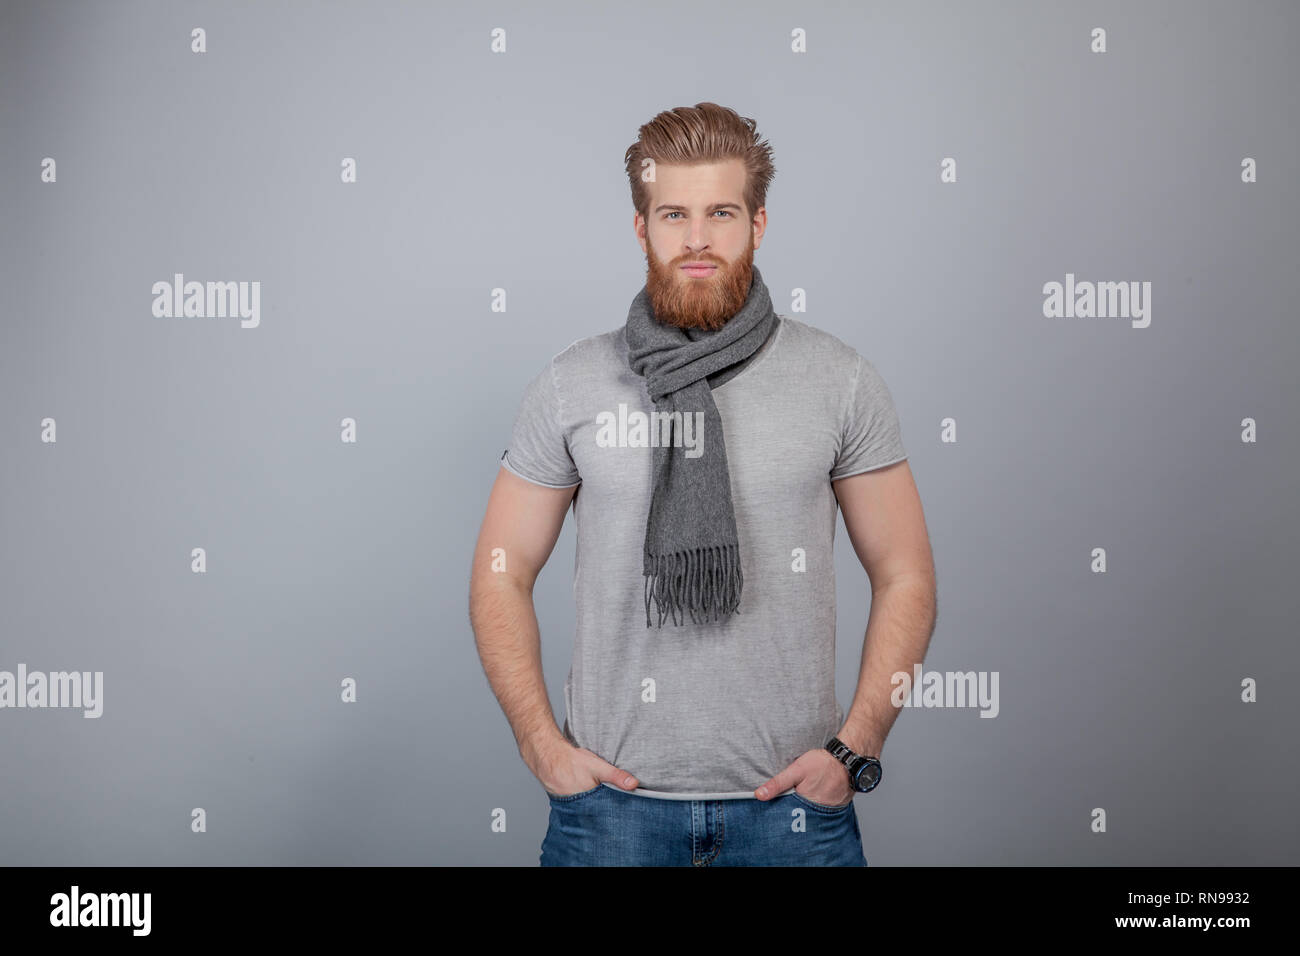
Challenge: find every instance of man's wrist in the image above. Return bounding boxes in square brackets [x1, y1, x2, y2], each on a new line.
[827, 731, 884, 793]
[519, 725, 571, 768]
[832, 728, 879, 756]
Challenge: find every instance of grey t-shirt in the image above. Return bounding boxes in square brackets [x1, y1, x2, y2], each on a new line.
[500, 315, 908, 799]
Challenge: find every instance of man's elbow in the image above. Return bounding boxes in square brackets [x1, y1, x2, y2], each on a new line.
[468, 565, 535, 628]
[869, 560, 934, 594]
[870, 568, 937, 621]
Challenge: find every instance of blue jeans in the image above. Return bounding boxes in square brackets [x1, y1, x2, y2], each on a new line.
[540, 782, 868, 866]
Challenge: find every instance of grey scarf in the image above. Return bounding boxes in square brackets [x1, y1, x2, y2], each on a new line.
[624, 265, 778, 628]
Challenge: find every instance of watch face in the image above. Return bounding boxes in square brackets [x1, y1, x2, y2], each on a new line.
[855, 761, 882, 792]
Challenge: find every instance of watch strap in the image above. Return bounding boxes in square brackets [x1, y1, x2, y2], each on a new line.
[826, 735, 853, 762]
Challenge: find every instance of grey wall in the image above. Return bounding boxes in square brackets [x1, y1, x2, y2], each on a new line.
[1, 0, 1296, 865]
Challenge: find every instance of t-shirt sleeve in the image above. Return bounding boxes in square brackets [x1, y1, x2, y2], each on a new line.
[830, 353, 908, 480]
[499, 358, 582, 488]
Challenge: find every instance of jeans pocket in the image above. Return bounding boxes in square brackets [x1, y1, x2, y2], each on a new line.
[790, 789, 855, 814]
[547, 781, 606, 803]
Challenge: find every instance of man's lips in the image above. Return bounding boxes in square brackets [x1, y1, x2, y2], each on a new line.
[681, 263, 717, 277]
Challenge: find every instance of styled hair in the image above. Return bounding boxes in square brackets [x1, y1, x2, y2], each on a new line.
[624, 102, 776, 222]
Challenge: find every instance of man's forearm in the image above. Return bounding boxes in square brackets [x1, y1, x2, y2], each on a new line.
[835, 574, 937, 756]
[468, 576, 568, 763]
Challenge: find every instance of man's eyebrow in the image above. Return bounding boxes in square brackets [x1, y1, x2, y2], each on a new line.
[652, 202, 744, 214]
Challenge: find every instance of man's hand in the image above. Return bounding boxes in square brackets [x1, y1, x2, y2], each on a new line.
[523, 735, 640, 798]
[753, 749, 854, 806]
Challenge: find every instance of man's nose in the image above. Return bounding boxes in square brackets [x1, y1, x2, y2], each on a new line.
[684, 219, 714, 250]
[684, 230, 709, 252]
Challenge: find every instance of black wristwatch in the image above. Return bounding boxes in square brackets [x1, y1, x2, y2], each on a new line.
[825, 736, 882, 793]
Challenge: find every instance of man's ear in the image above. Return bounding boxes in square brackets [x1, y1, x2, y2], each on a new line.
[633, 211, 647, 253]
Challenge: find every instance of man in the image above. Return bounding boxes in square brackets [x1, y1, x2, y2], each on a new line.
[469, 102, 936, 866]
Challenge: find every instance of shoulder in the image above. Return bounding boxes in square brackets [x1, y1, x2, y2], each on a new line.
[774, 315, 866, 377]
[548, 326, 627, 374]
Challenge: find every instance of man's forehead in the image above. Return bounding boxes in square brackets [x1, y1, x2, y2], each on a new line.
[648, 160, 746, 205]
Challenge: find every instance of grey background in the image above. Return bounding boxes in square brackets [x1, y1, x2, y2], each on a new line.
[1, 0, 1296, 865]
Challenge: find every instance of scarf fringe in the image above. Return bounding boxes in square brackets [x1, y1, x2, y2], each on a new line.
[644, 544, 743, 628]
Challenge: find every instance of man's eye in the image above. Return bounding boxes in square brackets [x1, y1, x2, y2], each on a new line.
[665, 211, 732, 219]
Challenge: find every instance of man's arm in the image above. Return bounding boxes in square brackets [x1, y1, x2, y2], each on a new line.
[468, 467, 639, 793]
[831, 459, 937, 758]
[753, 457, 937, 802]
